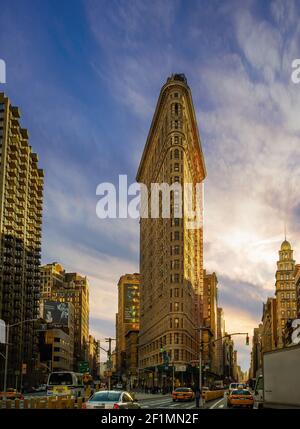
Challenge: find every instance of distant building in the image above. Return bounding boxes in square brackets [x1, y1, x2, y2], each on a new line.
[88, 335, 100, 378]
[40, 263, 90, 369]
[116, 273, 140, 377]
[294, 264, 300, 318]
[275, 240, 297, 348]
[39, 328, 74, 372]
[202, 271, 219, 375]
[216, 308, 225, 376]
[38, 300, 75, 374]
[232, 350, 238, 381]
[125, 329, 139, 389]
[261, 297, 277, 352]
[250, 325, 263, 378]
[223, 334, 235, 381]
[0, 93, 44, 389]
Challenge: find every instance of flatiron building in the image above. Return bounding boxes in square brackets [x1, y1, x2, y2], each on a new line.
[136, 74, 206, 386]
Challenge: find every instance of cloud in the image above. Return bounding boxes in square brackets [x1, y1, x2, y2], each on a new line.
[2, 0, 300, 374]
[84, 0, 300, 371]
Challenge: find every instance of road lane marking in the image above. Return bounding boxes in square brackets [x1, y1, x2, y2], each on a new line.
[210, 398, 225, 409]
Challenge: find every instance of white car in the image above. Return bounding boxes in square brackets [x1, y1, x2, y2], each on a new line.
[228, 383, 239, 394]
[83, 390, 141, 409]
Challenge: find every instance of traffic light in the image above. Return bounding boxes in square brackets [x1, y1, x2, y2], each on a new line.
[163, 351, 170, 364]
[246, 334, 249, 346]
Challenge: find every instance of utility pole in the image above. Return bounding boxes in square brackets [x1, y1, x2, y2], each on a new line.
[105, 337, 115, 390]
[199, 328, 202, 408]
[3, 323, 9, 397]
[195, 326, 213, 408]
[2, 319, 38, 397]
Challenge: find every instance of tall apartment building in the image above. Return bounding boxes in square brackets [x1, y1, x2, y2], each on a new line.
[0, 93, 44, 389]
[136, 74, 206, 387]
[40, 263, 89, 368]
[116, 273, 140, 376]
[275, 240, 297, 348]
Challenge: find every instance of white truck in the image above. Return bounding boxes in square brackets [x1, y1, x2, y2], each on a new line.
[254, 345, 300, 409]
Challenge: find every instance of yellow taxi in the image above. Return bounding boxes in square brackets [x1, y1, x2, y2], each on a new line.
[227, 388, 253, 408]
[172, 387, 195, 402]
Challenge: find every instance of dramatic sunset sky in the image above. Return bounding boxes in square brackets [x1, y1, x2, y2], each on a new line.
[1, 0, 300, 370]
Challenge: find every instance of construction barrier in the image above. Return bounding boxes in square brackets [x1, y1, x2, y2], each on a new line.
[202, 390, 225, 401]
[0, 395, 85, 409]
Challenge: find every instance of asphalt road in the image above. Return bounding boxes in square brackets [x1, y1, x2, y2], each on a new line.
[139, 395, 228, 409]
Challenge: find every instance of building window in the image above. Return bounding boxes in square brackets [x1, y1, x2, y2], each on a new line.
[174, 245, 180, 255]
[174, 149, 179, 159]
[174, 218, 180, 226]
[173, 273, 179, 283]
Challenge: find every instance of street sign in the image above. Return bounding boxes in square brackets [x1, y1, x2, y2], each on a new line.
[0, 319, 5, 344]
[175, 365, 186, 372]
[78, 361, 90, 373]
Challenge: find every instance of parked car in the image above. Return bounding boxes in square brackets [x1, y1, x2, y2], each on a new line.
[227, 389, 253, 408]
[83, 390, 141, 409]
[172, 387, 195, 402]
[228, 383, 239, 394]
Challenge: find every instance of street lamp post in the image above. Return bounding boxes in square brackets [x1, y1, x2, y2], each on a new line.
[195, 327, 212, 408]
[2, 319, 37, 398]
[172, 361, 175, 393]
[199, 328, 202, 401]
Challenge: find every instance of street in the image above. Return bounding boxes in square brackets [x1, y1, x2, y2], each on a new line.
[139, 394, 230, 409]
